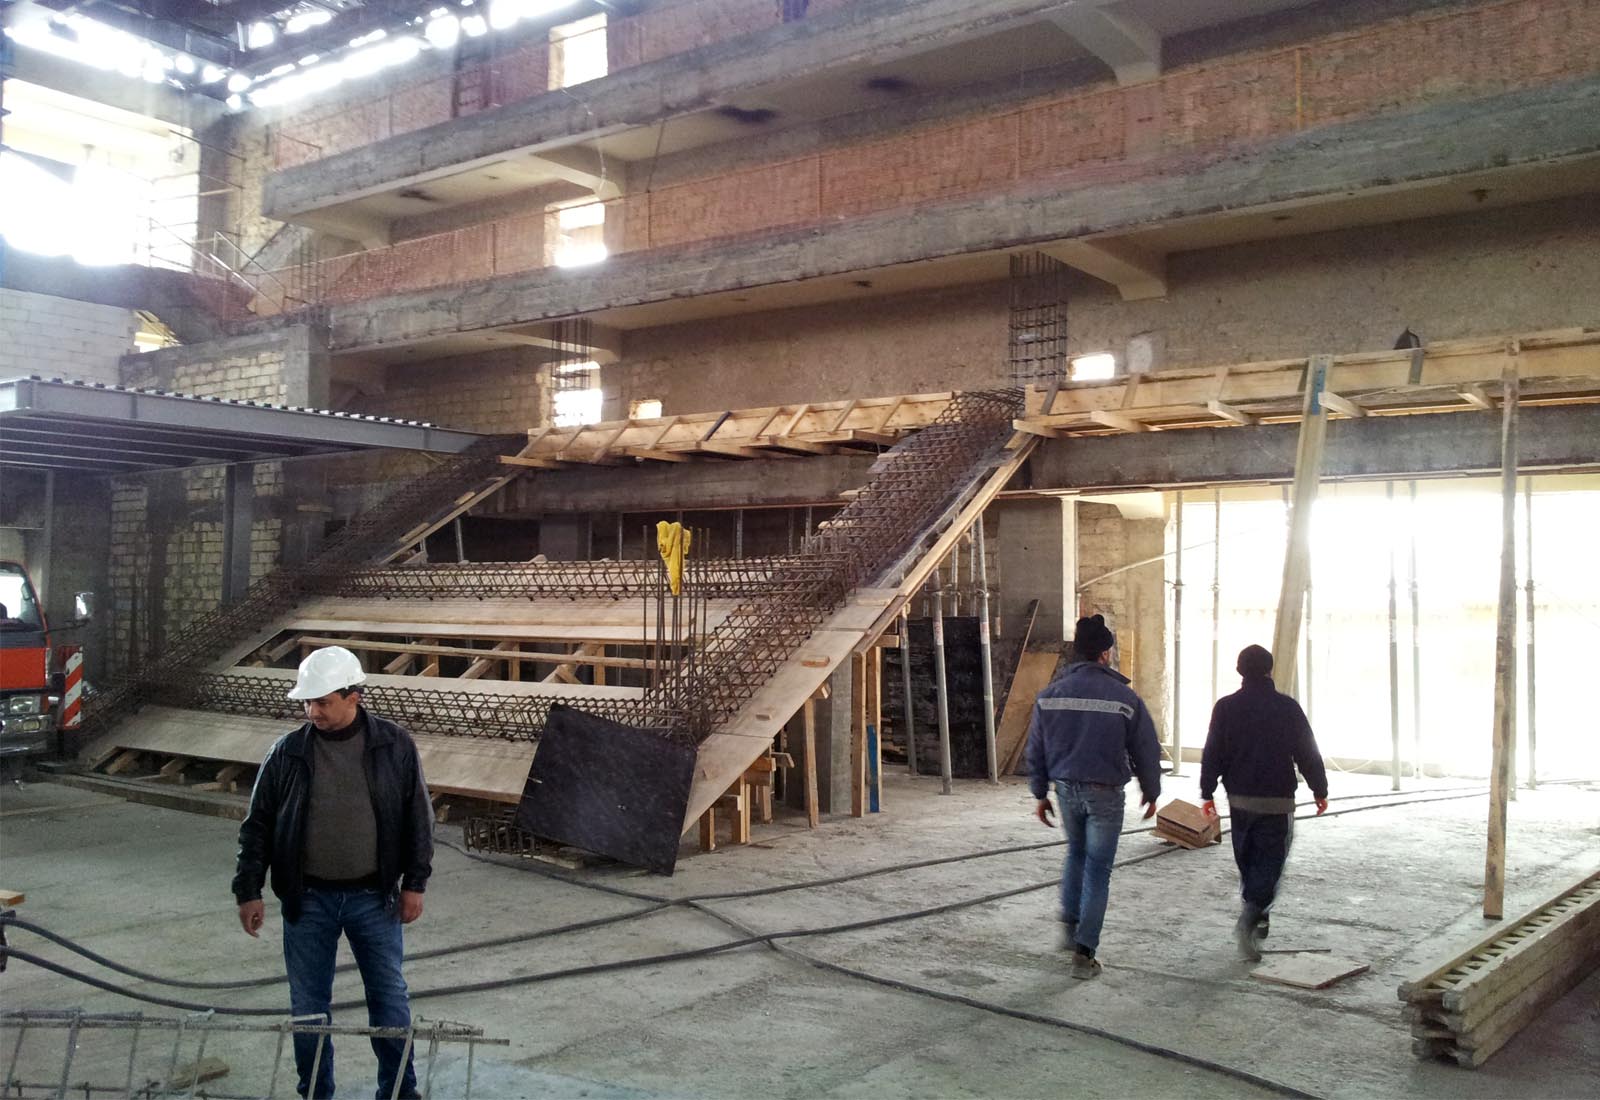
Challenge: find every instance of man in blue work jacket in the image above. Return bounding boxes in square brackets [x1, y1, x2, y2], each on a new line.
[1027, 614, 1164, 980]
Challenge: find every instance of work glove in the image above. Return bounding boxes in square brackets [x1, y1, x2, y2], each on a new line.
[1201, 799, 1218, 818]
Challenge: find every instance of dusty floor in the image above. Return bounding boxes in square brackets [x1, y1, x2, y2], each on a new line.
[1, 766, 1597, 1099]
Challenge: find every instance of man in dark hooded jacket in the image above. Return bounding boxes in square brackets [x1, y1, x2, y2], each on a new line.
[1200, 644, 1329, 961]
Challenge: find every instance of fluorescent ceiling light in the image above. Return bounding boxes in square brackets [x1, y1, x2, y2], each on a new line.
[424, 15, 460, 49]
[461, 15, 488, 36]
[285, 11, 334, 35]
[200, 64, 227, 84]
[227, 73, 252, 93]
[246, 22, 276, 50]
[1071, 353, 1118, 381]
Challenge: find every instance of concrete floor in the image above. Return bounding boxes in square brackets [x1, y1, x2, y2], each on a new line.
[1, 767, 1597, 1099]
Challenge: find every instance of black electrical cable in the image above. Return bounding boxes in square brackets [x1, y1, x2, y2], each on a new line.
[3, 779, 1570, 995]
[5, 783, 1592, 1096]
[2, 786, 1509, 1011]
[690, 900, 1326, 1100]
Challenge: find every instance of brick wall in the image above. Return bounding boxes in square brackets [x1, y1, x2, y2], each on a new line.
[350, 347, 548, 433]
[292, 0, 1600, 307]
[0, 289, 138, 383]
[105, 332, 300, 673]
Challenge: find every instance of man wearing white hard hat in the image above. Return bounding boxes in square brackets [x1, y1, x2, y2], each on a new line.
[232, 646, 433, 1100]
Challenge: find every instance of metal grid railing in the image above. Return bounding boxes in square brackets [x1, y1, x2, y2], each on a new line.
[1, 1010, 506, 1100]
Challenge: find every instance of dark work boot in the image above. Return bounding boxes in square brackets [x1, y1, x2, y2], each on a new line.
[1070, 949, 1102, 980]
[1235, 908, 1264, 963]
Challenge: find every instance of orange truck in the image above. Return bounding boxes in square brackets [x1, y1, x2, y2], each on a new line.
[0, 559, 79, 758]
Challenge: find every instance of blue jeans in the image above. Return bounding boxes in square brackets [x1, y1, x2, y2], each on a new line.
[1054, 779, 1125, 955]
[283, 887, 417, 1100]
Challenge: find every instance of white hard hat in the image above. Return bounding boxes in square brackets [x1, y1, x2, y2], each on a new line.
[287, 646, 367, 700]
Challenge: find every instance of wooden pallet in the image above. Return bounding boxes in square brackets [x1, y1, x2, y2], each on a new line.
[1399, 869, 1600, 1068]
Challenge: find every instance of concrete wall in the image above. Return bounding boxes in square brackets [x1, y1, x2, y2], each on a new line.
[606, 195, 1600, 415]
[1077, 503, 1168, 739]
[0, 289, 138, 383]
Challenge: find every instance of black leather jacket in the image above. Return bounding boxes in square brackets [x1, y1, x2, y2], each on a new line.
[232, 707, 433, 919]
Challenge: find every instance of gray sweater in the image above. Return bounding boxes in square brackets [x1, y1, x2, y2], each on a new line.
[302, 716, 379, 882]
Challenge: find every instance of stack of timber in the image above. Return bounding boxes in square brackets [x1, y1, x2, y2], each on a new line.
[1400, 869, 1600, 1068]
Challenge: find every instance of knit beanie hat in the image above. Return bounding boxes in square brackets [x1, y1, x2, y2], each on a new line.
[1073, 614, 1115, 658]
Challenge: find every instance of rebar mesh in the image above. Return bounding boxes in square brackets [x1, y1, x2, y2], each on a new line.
[87, 392, 1023, 747]
[1008, 252, 1070, 387]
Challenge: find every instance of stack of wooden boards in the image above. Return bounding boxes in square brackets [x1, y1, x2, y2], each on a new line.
[1399, 869, 1600, 1068]
[1153, 799, 1222, 849]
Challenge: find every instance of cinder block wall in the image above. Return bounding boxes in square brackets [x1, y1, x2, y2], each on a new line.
[105, 332, 303, 673]
[606, 195, 1600, 416]
[0, 289, 138, 384]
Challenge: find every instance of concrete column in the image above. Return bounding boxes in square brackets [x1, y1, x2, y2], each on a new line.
[281, 323, 331, 408]
[539, 515, 592, 560]
[221, 462, 255, 604]
[997, 497, 1078, 646]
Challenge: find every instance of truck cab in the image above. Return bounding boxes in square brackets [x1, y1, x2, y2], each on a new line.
[0, 559, 55, 756]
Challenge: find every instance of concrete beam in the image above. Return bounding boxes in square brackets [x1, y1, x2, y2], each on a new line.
[4, 43, 228, 132]
[262, 0, 1085, 219]
[1028, 405, 1600, 491]
[1046, 5, 1162, 84]
[324, 78, 1600, 352]
[491, 453, 876, 513]
[527, 148, 623, 201]
[1040, 237, 1167, 300]
[498, 322, 624, 364]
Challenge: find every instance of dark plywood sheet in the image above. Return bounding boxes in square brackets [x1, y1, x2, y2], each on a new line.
[515, 704, 694, 874]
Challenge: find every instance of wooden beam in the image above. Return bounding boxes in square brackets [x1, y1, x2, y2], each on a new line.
[1012, 419, 1064, 439]
[850, 652, 867, 818]
[803, 696, 820, 828]
[1458, 383, 1496, 410]
[499, 454, 561, 469]
[1484, 357, 1520, 920]
[829, 399, 860, 432]
[1321, 390, 1367, 418]
[1088, 409, 1153, 433]
[1206, 398, 1257, 426]
[1270, 355, 1333, 699]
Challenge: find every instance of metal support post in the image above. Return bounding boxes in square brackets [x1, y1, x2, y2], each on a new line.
[975, 519, 999, 784]
[1524, 477, 1537, 789]
[1387, 481, 1401, 791]
[1211, 486, 1222, 705]
[221, 461, 256, 604]
[932, 571, 954, 795]
[900, 606, 918, 775]
[735, 508, 745, 558]
[1171, 490, 1184, 775]
[1409, 481, 1423, 778]
[454, 517, 467, 562]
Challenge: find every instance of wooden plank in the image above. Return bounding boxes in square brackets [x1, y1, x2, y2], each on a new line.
[1457, 383, 1496, 410]
[1271, 356, 1332, 699]
[1089, 409, 1153, 433]
[1398, 870, 1600, 999]
[1251, 954, 1370, 989]
[1207, 398, 1257, 426]
[0, 889, 24, 906]
[104, 750, 142, 775]
[997, 651, 1060, 775]
[804, 697, 820, 829]
[1321, 390, 1367, 418]
[829, 399, 860, 432]
[850, 652, 866, 818]
[1485, 360, 1520, 919]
